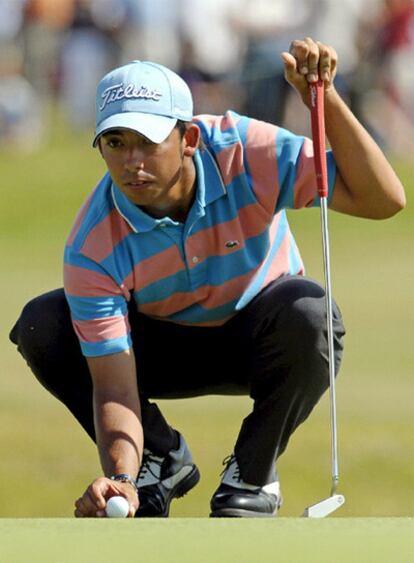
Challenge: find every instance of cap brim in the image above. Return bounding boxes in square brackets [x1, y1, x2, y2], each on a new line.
[93, 112, 178, 146]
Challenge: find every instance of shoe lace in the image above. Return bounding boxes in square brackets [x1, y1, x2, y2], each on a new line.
[138, 451, 164, 482]
[220, 453, 241, 482]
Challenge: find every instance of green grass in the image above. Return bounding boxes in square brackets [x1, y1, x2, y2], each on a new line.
[1, 519, 414, 563]
[1, 120, 413, 521]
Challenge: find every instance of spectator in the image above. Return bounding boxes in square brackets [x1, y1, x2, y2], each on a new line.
[353, 0, 414, 154]
[178, 0, 244, 113]
[233, 0, 323, 125]
[378, 0, 414, 122]
[0, 44, 42, 150]
[120, 0, 182, 71]
[60, 0, 127, 129]
[22, 0, 75, 100]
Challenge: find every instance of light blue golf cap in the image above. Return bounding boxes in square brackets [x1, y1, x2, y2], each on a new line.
[93, 60, 193, 146]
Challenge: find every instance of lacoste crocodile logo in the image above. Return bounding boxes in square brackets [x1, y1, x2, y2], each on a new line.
[225, 240, 240, 249]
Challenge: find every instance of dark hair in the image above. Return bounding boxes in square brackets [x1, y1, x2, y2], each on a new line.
[175, 120, 189, 139]
[175, 120, 205, 151]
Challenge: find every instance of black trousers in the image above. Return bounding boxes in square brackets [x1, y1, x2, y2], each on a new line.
[9, 275, 345, 486]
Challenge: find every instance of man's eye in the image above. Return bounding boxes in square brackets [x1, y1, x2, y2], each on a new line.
[107, 139, 122, 148]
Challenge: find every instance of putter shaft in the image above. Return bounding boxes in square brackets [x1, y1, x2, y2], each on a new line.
[320, 196, 339, 496]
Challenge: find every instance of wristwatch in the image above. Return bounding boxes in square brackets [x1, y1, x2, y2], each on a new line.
[110, 473, 139, 494]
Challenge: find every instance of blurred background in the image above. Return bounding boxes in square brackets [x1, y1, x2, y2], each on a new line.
[1, 0, 413, 517]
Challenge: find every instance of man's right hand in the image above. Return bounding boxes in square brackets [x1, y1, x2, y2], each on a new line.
[74, 476, 139, 518]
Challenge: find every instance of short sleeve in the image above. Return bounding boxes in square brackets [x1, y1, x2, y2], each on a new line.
[63, 247, 132, 357]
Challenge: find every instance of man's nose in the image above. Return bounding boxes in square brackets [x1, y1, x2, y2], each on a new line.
[125, 148, 145, 172]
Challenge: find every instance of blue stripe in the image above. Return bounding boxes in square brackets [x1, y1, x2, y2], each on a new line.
[235, 115, 252, 188]
[197, 110, 242, 148]
[112, 184, 157, 233]
[288, 235, 303, 275]
[100, 241, 134, 285]
[69, 174, 114, 250]
[168, 298, 240, 324]
[275, 128, 305, 211]
[188, 176, 257, 237]
[100, 228, 179, 283]
[234, 113, 250, 146]
[80, 334, 132, 357]
[236, 212, 289, 310]
[64, 247, 108, 275]
[169, 216, 290, 322]
[65, 293, 127, 321]
[135, 228, 273, 304]
[133, 269, 190, 304]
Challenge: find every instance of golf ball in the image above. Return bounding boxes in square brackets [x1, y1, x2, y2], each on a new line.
[105, 495, 129, 518]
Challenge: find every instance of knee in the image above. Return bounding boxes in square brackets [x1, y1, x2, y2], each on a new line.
[9, 288, 70, 362]
[272, 280, 345, 379]
[288, 293, 326, 341]
[289, 293, 344, 352]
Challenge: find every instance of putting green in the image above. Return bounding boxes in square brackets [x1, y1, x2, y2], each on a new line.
[1, 518, 413, 563]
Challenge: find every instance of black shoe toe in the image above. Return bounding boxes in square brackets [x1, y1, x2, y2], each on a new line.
[210, 484, 281, 518]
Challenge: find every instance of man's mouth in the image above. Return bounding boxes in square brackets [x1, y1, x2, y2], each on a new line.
[126, 178, 154, 189]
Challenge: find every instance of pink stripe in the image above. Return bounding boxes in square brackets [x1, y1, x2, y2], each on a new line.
[202, 269, 260, 309]
[259, 218, 305, 291]
[123, 245, 184, 292]
[138, 287, 208, 317]
[194, 111, 241, 133]
[216, 142, 244, 186]
[81, 209, 132, 262]
[73, 314, 130, 343]
[260, 231, 292, 291]
[245, 120, 279, 215]
[67, 191, 95, 246]
[138, 268, 259, 318]
[64, 264, 122, 297]
[186, 202, 270, 265]
[294, 138, 319, 208]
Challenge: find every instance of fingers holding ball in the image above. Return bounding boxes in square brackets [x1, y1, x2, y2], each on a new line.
[105, 495, 130, 518]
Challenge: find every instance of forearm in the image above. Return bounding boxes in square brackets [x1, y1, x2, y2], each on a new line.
[325, 87, 406, 218]
[94, 391, 143, 478]
[88, 350, 144, 480]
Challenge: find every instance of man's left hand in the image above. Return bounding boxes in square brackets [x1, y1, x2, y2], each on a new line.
[74, 476, 139, 517]
[281, 37, 338, 107]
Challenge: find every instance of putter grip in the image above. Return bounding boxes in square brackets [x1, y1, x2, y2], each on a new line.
[310, 80, 328, 198]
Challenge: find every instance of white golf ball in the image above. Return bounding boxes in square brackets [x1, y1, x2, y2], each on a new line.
[105, 495, 129, 518]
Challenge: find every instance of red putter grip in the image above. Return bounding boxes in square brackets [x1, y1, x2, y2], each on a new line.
[310, 80, 328, 198]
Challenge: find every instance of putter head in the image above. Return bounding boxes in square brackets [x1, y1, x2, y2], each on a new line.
[303, 494, 345, 518]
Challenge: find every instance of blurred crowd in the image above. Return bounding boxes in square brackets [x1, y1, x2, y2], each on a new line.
[1, 0, 414, 154]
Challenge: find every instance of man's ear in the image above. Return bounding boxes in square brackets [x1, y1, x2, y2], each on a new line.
[183, 124, 200, 157]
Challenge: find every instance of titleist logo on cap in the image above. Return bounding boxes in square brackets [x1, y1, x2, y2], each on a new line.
[99, 83, 163, 111]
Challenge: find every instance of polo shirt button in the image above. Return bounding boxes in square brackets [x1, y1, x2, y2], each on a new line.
[192, 256, 199, 264]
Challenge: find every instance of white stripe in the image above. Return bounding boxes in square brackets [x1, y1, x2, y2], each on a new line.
[111, 183, 138, 233]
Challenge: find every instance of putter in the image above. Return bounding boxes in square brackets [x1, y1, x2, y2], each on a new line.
[302, 80, 345, 518]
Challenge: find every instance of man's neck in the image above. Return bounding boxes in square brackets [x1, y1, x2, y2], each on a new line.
[141, 157, 197, 223]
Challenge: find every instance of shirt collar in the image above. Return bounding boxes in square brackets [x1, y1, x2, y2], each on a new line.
[111, 183, 159, 233]
[196, 147, 227, 205]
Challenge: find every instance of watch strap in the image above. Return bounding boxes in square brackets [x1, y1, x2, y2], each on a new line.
[110, 473, 139, 493]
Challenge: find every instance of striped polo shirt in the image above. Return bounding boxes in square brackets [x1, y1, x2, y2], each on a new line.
[64, 110, 336, 357]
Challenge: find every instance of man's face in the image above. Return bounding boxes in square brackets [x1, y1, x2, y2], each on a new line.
[99, 127, 192, 215]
